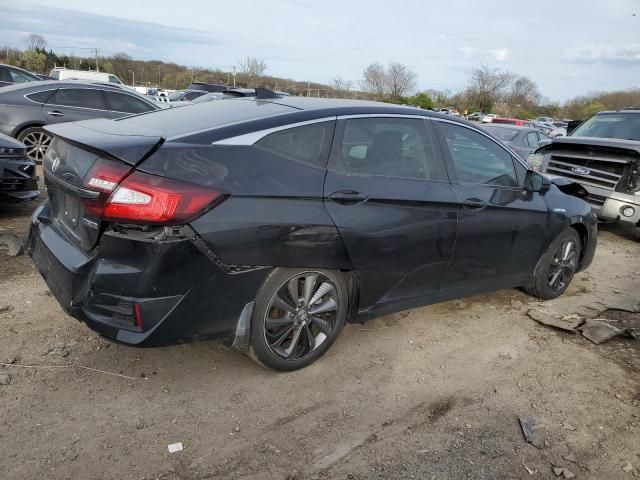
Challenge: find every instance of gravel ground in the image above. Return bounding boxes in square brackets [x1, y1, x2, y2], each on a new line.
[0, 196, 639, 480]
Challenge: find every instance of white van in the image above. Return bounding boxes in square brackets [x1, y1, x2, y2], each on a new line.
[49, 67, 124, 85]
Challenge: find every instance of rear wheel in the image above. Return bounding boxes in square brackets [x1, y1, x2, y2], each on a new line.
[525, 227, 581, 300]
[250, 268, 348, 371]
[18, 126, 52, 164]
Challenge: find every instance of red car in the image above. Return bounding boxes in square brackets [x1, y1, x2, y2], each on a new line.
[492, 118, 534, 127]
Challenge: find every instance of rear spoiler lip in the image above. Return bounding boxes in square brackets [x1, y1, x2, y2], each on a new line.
[44, 119, 164, 166]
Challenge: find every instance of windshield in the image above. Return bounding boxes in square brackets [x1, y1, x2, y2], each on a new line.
[483, 126, 519, 141]
[572, 112, 640, 141]
[168, 91, 185, 101]
[192, 93, 222, 104]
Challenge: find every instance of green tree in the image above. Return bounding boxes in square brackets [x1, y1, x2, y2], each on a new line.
[408, 92, 434, 109]
[581, 102, 606, 119]
[22, 49, 46, 73]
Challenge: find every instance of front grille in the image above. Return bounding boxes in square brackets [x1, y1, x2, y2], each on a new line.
[586, 193, 608, 207]
[545, 151, 631, 210]
[0, 176, 27, 191]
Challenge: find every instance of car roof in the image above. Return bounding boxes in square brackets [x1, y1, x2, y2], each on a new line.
[597, 108, 640, 114]
[118, 95, 478, 140]
[481, 124, 537, 133]
[0, 80, 136, 94]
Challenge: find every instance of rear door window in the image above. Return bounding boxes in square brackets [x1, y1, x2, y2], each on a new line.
[255, 121, 335, 167]
[49, 88, 107, 110]
[438, 122, 519, 187]
[0, 66, 11, 83]
[525, 132, 539, 147]
[333, 117, 438, 180]
[104, 91, 155, 114]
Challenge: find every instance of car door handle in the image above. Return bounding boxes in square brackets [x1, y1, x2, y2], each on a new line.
[328, 190, 368, 204]
[47, 111, 64, 117]
[462, 198, 487, 210]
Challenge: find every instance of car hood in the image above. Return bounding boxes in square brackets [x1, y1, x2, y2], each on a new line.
[0, 132, 26, 149]
[538, 136, 640, 155]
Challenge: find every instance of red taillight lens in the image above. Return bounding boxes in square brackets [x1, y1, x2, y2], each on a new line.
[103, 171, 223, 224]
[83, 158, 131, 193]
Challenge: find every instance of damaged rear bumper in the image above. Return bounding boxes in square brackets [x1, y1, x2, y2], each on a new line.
[27, 202, 270, 347]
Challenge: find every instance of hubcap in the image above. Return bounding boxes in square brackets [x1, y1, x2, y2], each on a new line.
[22, 131, 52, 163]
[264, 272, 339, 360]
[547, 239, 578, 292]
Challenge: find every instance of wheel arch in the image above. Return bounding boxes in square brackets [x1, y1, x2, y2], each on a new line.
[569, 222, 589, 266]
[14, 122, 47, 139]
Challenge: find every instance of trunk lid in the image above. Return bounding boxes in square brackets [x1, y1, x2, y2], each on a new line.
[43, 119, 163, 251]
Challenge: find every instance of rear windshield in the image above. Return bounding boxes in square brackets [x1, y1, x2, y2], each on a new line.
[482, 126, 519, 141]
[116, 99, 296, 138]
[572, 112, 640, 141]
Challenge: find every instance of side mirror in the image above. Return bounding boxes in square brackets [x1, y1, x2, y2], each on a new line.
[525, 170, 551, 193]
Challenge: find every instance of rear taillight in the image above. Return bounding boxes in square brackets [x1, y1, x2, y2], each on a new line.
[103, 171, 223, 224]
[82, 159, 224, 224]
[83, 158, 131, 193]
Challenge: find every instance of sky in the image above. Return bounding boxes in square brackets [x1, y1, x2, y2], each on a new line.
[1, 0, 640, 102]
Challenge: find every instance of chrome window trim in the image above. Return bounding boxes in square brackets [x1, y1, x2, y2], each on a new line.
[433, 117, 531, 170]
[212, 117, 337, 145]
[24, 88, 58, 105]
[41, 86, 109, 112]
[336, 113, 428, 120]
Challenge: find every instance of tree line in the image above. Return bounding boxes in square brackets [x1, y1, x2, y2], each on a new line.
[3, 34, 638, 120]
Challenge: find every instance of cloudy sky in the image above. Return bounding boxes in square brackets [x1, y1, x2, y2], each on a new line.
[2, 0, 639, 101]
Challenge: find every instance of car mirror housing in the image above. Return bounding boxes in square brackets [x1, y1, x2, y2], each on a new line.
[525, 170, 551, 193]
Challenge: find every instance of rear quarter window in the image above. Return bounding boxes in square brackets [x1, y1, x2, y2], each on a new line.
[254, 121, 335, 167]
[26, 90, 55, 103]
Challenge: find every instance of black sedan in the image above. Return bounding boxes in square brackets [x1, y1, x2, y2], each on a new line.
[28, 96, 597, 371]
[480, 124, 551, 163]
[0, 133, 39, 204]
[0, 81, 161, 163]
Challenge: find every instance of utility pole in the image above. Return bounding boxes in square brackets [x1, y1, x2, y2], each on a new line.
[157, 65, 161, 85]
[232, 66, 236, 87]
[94, 48, 99, 71]
[127, 70, 135, 87]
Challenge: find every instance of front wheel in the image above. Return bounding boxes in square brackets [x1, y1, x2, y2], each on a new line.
[250, 268, 348, 371]
[525, 227, 582, 300]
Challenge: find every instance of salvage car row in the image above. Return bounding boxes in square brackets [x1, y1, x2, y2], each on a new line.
[1, 67, 638, 371]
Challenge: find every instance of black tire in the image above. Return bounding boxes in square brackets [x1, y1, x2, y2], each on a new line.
[17, 126, 52, 164]
[249, 268, 348, 371]
[524, 227, 582, 300]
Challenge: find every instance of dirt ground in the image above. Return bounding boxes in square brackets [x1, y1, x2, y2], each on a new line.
[1, 194, 639, 480]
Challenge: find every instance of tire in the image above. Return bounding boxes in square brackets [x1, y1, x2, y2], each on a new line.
[17, 126, 52, 164]
[249, 268, 348, 371]
[524, 227, 582, 300]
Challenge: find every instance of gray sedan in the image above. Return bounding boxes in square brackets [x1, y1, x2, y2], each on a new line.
[0, 81, 161, 162]
[480, 124, 551, 167]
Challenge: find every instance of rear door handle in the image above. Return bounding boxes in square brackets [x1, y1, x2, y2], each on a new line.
[47, 110, 64, 117]
[328, 190, 368, 204]
[462, 198, 487, 211]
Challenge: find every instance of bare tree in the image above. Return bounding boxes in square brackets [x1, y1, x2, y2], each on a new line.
[360, 62, 387, 98]
[385, 62, 417, 98]
[507, 75, 541, 109]
[465, 65, 514, 112]
[331, 75, 353, 97]
[239, 57, 267, 87]
[25, 34, 47, 51]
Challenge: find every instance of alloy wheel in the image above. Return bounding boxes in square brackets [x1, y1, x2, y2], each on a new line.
[264, 272, 340, 361]
[22, 130, 52, 163]
[547, 239, 578, 292]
